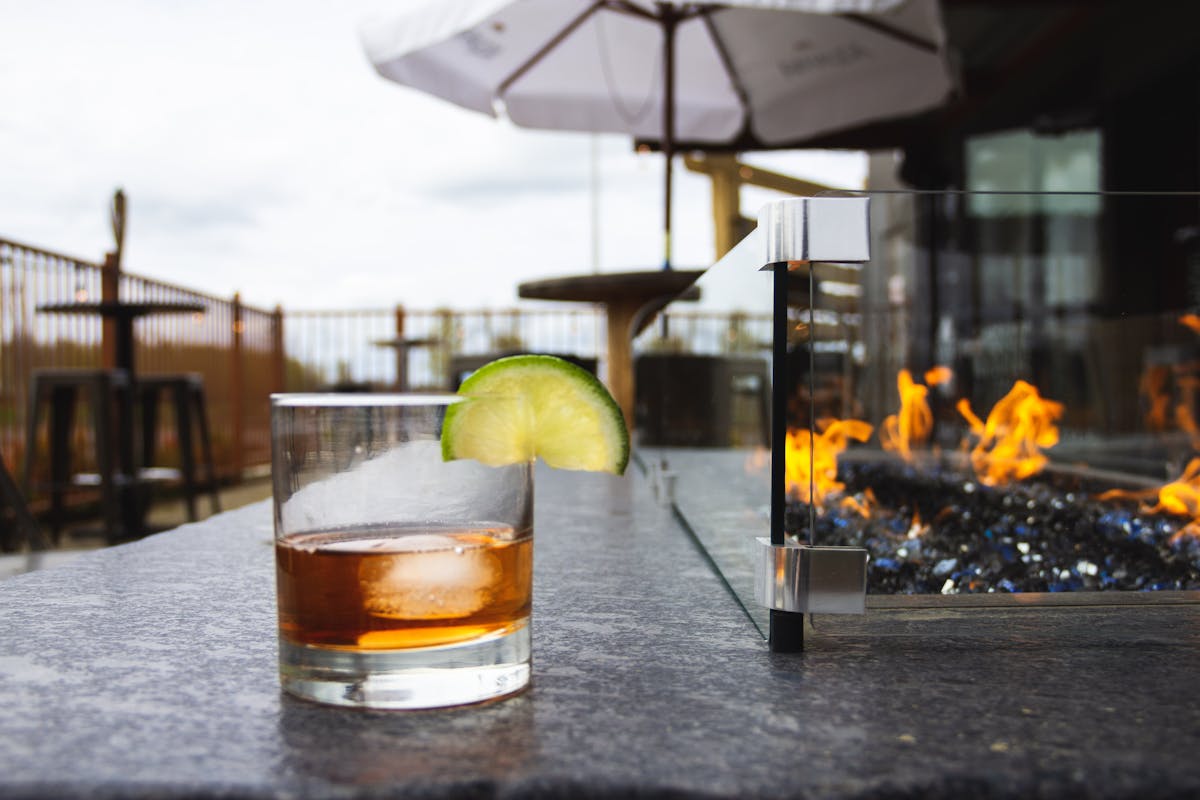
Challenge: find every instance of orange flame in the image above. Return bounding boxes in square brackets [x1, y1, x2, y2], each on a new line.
[840, 487, 876, 518]
[1180, 313, 1200, 335]
[1098, 458, 1200, 543]
[1143, 314, 1200, 444]
[785, 418, 873, 508]
[1155, 460, 1200, 524]
[924, 366, 953, 386]
[1140, 365, 1172, 431]
[879, 369, 933, 462]
[956, 380, 1064, 486]
[906, 508, 930, 539]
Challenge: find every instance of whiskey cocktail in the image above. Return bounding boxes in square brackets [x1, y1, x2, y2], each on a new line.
[271, 394, 533, 710]
[271, 356, 630, 710]
[276, 524, 533, 650]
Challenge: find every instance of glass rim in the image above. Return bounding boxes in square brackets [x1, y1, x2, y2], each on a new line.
[269, 392, 528, 408]
[270, 392, 465, 408]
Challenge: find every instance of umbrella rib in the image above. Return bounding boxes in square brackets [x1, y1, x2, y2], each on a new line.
[497, 2, 607, 97]
[842, 13, 940, 54]
[698, 9, 751, 124]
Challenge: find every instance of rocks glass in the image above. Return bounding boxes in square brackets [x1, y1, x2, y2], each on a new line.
[271, 394, 533, 709]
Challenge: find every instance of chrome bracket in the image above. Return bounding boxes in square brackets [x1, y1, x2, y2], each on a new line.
[755, 538, 868, 615]
[757, 195, 871, 267]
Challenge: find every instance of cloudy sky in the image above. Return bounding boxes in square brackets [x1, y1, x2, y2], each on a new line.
[0, 0, 865, 312]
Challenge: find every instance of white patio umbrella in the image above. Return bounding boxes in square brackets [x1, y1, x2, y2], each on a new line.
[361, 0, 953, 269]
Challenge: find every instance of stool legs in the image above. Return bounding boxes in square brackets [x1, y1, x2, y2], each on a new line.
[24, 370, 221, 539]
[48, 385, 76, 541]
[155, 384, 199, 521]
[141, 378, 220, 521]
[175, 386, 199, 519]
[21, 381, 44, 533]
[25, 383, 84, 542]
[23, 371, 129, 544]
[191, 383, 220, 515]
[140, 384, 169, 511]
[91, 378, 126, 542]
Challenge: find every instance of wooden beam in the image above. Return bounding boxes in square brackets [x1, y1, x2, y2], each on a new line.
[684, 154, 839, 197]
[683, 153, 847, 258]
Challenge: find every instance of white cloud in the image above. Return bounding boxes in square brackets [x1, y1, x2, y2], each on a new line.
[0, 0, 865, 312]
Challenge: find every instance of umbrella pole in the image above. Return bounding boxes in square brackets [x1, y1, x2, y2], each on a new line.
[663, 137, 672, 272]
[660, 3, 677, 273]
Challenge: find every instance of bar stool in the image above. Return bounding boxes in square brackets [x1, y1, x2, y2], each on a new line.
[22, 368, 132, 542]
[138, 374, 220, 521]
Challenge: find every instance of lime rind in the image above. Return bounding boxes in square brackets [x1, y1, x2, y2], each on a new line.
[441, 355, 629, 475]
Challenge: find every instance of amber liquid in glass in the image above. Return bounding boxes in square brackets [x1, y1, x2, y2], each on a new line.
[276, 524, 532, 651]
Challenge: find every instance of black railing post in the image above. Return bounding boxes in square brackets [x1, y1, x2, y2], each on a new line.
[770, 263, 805, 652]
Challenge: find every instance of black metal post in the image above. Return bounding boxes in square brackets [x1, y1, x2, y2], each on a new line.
[770, 264, 804, 651]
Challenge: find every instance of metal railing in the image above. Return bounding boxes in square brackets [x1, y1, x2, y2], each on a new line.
[1, 237, 608, 498]
[1, 234, 772, 521]
[0, 238, 284, 484]
[282, 306, 605, 391]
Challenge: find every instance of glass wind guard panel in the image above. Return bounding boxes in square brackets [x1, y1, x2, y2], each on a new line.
[633, 231, 774, 636]
[640, 191, 1200, 626]
[809, 191, 1200, 598]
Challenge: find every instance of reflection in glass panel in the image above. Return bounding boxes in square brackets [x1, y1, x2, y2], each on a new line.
[966, 128, 1102, 215]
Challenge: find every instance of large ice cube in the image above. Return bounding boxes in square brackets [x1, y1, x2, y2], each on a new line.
[359, 534, 500, 620]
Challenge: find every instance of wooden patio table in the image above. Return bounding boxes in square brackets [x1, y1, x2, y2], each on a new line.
[36, 301, 206, 380]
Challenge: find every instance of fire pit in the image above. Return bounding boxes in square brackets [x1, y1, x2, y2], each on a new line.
[635, 191, 1200, 651]
[784, 369, 1200, 595]
[789, 455, 1200, 594]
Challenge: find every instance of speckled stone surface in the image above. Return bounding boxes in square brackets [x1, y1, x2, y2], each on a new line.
[1, 466, 1199, 799]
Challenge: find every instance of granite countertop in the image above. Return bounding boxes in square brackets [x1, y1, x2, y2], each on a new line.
[1, 466, 1199, 799]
